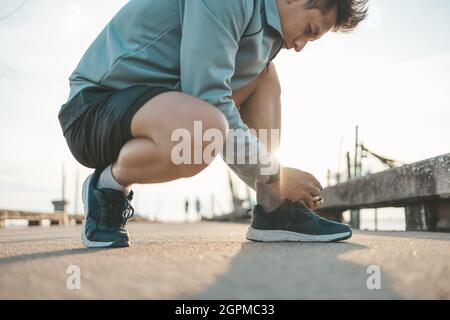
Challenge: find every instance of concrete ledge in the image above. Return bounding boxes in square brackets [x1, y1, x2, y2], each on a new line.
[317, 154, 450, 231]
[320, 154, 450, 210]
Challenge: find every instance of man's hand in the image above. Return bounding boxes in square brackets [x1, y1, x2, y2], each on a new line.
[269, 166, 323, 211]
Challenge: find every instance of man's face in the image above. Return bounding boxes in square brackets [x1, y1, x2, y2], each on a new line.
[276, 0, 338, 52]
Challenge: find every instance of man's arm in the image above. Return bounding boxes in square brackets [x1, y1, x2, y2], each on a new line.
[179, 0, 279, 185]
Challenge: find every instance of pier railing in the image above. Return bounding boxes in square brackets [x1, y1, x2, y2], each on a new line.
[317, 153, 450, 232]
[0, 210, 153, 228]
[0, 210, 84, 228]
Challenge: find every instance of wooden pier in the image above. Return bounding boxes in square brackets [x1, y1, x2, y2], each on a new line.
[0, 210, 84, 228]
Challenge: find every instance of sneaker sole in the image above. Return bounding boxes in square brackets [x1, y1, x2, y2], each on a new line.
[81, 173, 129, 248]
[246, 226, 352, 243]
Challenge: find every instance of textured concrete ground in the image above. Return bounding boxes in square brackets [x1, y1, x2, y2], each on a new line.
[0, 222, 449, 299]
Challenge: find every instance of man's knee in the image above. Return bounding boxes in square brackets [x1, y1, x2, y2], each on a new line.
[167, 97, 228, 178]
[232, 63, 281, 107]
[199, 102, 229, 137]
[178, 112, 228, 177]
[260, 62, 281, 97]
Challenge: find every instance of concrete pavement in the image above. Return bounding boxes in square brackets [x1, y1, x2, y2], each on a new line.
[0, 222, 449, 299]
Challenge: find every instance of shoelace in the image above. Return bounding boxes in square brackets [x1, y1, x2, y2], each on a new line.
[98, 190, 135, 228]
[121, 192, 135, 222]
[286, 199, 319, 218]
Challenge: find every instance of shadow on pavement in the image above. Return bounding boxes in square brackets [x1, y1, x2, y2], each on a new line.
[354, 230, 450, 241]
[194, 241, 399, 299]
[0, 236, 77, 245]
[0, 247, 103, 266]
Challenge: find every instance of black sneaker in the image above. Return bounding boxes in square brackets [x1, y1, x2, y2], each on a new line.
[81, 169, 134, 248]
[246, 200, 352, 242]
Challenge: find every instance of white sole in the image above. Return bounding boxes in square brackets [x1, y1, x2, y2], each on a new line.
[246, 226, 351, 242]
[81, 173, 114, 248]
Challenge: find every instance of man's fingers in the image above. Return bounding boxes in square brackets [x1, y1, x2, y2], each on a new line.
[304, 197, 315, 211]
[315, 179, 323, 191]
[310, 186, 322, 197]
[313, 196, 324, 208]
[306, 172, 322, 191]
[298, 197, 321, 211]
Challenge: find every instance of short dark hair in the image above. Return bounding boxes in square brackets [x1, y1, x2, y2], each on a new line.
[304, 0, 369, 32]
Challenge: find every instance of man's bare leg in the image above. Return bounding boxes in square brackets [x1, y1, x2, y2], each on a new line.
[231, 63, 285, 212]
[235, 63, 281, 153]
[111, 92, 228, 186]
[110, 63, 280, 206]
[81, 92, 228, 248]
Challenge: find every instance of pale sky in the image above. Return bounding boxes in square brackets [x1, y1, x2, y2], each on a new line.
[1, 0, 449, 222]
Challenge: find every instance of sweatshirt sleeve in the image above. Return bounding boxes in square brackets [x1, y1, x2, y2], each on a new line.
[180, 0, 279, 184]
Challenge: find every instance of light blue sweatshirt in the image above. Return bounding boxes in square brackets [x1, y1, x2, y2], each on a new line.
[67, 0, 284, 186]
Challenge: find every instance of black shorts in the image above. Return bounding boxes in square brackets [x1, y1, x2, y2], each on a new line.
[58, 85, 175, 169]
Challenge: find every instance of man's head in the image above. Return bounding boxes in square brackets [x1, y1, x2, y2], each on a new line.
[276, 0, 368, 52]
